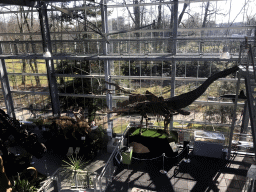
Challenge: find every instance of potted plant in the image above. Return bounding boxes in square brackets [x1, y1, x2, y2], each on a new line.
[28, 117, 44, 130]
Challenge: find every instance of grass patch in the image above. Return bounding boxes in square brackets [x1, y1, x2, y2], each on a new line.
[154, 121, 181, 127]
[8, 75, 49, 87]
[130, 128, 167, 139]
[113, 122, 129, 134]
[128, 127, 178, 143]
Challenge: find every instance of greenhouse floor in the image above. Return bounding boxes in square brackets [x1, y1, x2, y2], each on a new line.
[32, 148, 111, 176]
[106, 151, 255, 192]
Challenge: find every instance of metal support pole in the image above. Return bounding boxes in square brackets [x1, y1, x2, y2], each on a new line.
[101, 0, 113, 136]
[245, 77, 256, 160]
[228, 73, 240, 160]
[160, 153, 167, 174]
[53, 176, 59, 192]
[99, 177, 103, 192]
[58, 171, 61, 191]
[0, 42, 15, 118]
[241, 100, 250, 136]
[93, 176, 97, 192]
[38, 1, 60, 116]
[254, 26, 256, 47]
[170, 0, 178, 130]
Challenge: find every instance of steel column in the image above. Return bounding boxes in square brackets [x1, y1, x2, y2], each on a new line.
[244, 76, 256, 159]
[0, 43, 15, 118]
[241, 100, 250, 135]
[38, 1, 60, 116]
[228, 73, 241, 159]
[101, 0, 113, 135]
[170, 0, 178, 130]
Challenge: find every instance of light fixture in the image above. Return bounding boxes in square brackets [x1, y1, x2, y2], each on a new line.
[43, 48, 51, 57]
[220, 45, 231, 59]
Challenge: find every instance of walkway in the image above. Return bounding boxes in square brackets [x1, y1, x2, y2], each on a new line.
[29, 127, 111, 191]
[106, 151, 254, 192]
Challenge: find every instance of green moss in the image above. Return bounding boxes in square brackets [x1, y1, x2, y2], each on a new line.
[113, 122, 129, 134]
[127, 127, 178, 143]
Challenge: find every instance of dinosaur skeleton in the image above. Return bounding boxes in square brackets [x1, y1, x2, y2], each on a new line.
[107, 65, 239, 134]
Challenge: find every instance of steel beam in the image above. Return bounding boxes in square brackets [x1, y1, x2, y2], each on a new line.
[38, 1, 60, 116]
[0, 0, 36, 7]
[0, 36, 253, 43]
[7, 89, 245, 106]
[0, 54, 240, 61]
[7, 73, 241, 82]
[0, 26, 254, 36]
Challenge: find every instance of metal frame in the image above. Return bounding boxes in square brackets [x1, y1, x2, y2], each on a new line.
[0, 0, 252, 139]
[38, 1, 60, 116]
[169, 0, 178, 130]
[0, 42, 15, 118]
[0, 54, 240, 61]
[101, 0, 113, 134]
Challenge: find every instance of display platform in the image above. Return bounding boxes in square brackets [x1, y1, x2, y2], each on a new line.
[193, 131, 225, 158]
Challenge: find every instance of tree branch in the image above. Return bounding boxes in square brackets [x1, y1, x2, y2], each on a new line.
[178, 0, 190, 25]
[123, 0, 136, 24]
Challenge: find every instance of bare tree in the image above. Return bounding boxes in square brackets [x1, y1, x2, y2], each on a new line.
[133, 0, 140, 52]
[15, 6, 41, 86]
[167, 0, 190, 53]
[23, 7, 41, 86]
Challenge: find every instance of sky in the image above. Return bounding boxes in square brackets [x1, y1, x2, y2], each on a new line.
[108, 0, 256, 25]
[199, 0, 256, 24]
[1, 0, 256, 27]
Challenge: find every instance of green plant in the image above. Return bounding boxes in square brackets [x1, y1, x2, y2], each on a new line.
[62, 154, 87, 172]
[89, 126, 108, 152]
[12, 179, 37, 192]
[28, 117, 44, 127]
[62, 154, 89, 188]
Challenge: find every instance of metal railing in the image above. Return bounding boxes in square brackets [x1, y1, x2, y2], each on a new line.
[37, 123, 254, 191]
[37, 168, 98, 192]
[37, 168, 61, 192]
[37, 124, 130, 192]
[94, 124, 131, 192]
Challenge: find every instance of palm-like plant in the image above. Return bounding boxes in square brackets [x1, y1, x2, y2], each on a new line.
[61, 154, 88, 188]
[62, 154, 87, 171]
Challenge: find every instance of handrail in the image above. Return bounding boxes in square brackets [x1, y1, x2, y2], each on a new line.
[94, 140, 120, 192]
[95, 123, 254, 191]
[37, 167, 62, 192]
[95, 124, 131, 192]
[98, 124, 131, 178]
[37, 167, 98, 192]
[98, 141, 120, 179]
